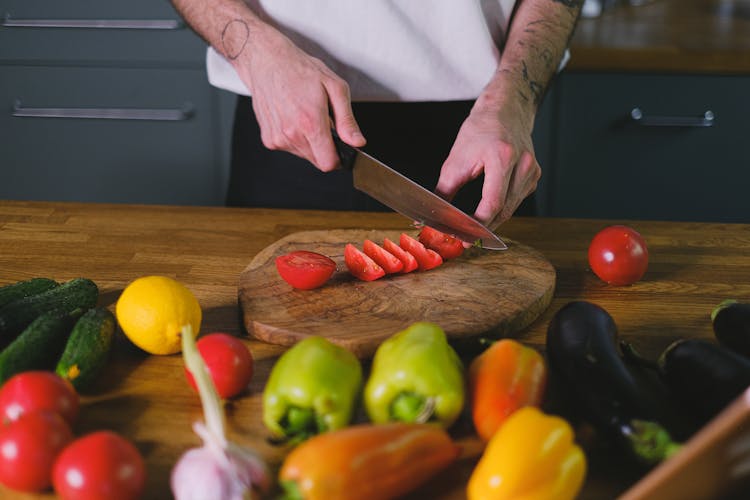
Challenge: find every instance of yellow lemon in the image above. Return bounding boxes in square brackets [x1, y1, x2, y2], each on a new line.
[116, 276, 202, 355]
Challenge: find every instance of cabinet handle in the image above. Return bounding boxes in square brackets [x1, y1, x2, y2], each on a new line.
[630, 107, 715, 128]
[12, 101, 194, 121]
[1, 14, 183, 30]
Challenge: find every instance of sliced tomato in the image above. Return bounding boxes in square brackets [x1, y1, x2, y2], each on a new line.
[275, 250, 336, 290]
[418, 226, 465, 260]
[344, 244, 385, 281]
[383, 237, 418, 273]
[399, 233, 443, 271]
[362, 239, 404, 274]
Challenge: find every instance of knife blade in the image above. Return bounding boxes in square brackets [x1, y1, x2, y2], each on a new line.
[333, 134, 507, 250]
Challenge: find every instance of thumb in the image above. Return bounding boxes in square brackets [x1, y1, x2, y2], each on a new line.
[327, 85, 366, 147]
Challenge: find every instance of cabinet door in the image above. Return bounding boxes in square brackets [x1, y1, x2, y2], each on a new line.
[549, 72, 750, 222]
[1, 66, 225, 205]
[0, 0, 205, 64]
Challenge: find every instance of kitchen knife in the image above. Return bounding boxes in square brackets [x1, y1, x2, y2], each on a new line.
[333, 134, 508, 250]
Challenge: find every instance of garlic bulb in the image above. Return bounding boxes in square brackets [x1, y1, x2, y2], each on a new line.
[171, 326, 269, 500]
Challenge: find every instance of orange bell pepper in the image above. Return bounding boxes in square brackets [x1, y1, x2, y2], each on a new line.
[279, 422, 460, 500]
[469, 338, 547, 442]
[467, 407, 586, 500]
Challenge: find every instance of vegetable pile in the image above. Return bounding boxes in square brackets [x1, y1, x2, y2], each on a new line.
[5, 219, 749, 499]
[0, 277, 145, 498]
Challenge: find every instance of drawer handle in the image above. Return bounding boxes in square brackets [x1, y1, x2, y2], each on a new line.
[12, 101, 194, 121]
[630, 107, 715, 128]
[1, 14, 183, 30]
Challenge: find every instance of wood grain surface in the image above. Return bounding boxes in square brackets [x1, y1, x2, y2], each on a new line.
[1, 200, 750, 499]
[569, 0, 750, 74]
[238, 229, 555, 358]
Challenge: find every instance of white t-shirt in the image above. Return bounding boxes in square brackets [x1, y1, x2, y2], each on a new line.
[206, 0, 519, 102]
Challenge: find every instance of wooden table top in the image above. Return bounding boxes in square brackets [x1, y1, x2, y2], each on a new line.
[1, 200, 749, 499]
[569, 0, 750, 74]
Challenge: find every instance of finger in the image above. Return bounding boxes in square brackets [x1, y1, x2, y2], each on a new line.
[435, 154, 483, 202]
[473, 155, 509, 226]
[307, 117, 340, 172]
[325, 79, 366, 147]
[493, 151, 540, 228]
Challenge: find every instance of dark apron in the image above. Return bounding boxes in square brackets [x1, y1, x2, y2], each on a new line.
[226, 96, 535, 216]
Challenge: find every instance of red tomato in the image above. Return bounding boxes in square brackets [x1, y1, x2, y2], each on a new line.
[399, 233, 443, 271]
[588, 225, 649, 286]
[344, 244, 385, 281]
[0, 411, 73, 492]
[383, 237, 418, 273]
[275, 250, 336, 290]
[53, 431, 146, 500]
[418, 226, 465, 260]
[185, 333, 254, 399]
[0, 371, 79, 426]
[363, 239, 404, 274]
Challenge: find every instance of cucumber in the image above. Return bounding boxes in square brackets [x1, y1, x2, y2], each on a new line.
[0, 310, 77, 383]
[0, 277, 98, 346]
[0, 278, 59, 309]
[55, 307, 116, 392]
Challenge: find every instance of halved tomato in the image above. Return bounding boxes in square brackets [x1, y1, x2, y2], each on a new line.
[363, 239, 403, 274]
[399, 233, 443, 271]
[275, 250, 336, 290]
[418, 226, 465, 260]
[383, 237, 418, 273]
[344, 244, 386, 281]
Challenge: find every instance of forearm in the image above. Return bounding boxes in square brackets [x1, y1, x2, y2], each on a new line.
[478, 0, 583, 118]
[170, 0, 277, 66]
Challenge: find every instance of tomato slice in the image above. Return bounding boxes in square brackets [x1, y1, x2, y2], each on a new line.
[399, 233, 443, 271]
[344, 244, 385, 281]
[418, 226, 465, 260]
[383, 237, 418, 273]
[275, 250, 336, 290]
[362, 239, 404, 274]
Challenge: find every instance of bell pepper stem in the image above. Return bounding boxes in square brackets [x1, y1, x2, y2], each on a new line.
[281, 406, 319, 440]
[391, 392, 436, 423]
[622, 419, 682, 465]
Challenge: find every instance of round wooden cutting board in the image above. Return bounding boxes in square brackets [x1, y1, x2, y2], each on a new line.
[238, 229, 556, 358]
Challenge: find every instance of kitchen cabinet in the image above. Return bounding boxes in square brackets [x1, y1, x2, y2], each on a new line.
[0, 0, 235, 206]
[543, 71, 750, 222]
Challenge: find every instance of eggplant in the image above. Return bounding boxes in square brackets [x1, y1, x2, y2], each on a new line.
[659, 338, 750, 426]
[546, 301, 682, 465]
[712, 300, 750, 358]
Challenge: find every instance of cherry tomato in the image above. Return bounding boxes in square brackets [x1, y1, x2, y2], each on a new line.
[383, 237, 418, 273]
[399, 233, 443, 271]
[0, 410, 73, 492]
[363, 239, 404, 274]
[53, 431, 146, 500]
[418, 226, 465, 260]
[185, 333, 254, 399]
[588, 225, 649, 286]
[0, 371, 79, 426]
[344, 244, 385, 281]
[275, 250, 336, 290]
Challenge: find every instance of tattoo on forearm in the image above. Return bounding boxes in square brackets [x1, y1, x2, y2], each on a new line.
[221, 19, 249, 60]
[521, 61, 544, 105]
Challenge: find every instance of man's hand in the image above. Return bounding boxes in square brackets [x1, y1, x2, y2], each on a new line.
[435, 95, 540, 231]
[236, 27, 366, 171]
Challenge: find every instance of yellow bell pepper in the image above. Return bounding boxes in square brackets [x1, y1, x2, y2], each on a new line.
[467, 407, 586, 500]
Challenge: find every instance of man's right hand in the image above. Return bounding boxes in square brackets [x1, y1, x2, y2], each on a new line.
[233, 25, 366, 171]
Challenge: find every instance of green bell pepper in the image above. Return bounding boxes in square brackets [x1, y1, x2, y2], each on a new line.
[364, 322, 465, 428]
[263, 336, 363, 442]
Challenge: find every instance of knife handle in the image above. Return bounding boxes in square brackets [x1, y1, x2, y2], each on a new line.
[331, 129, 357, 170]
